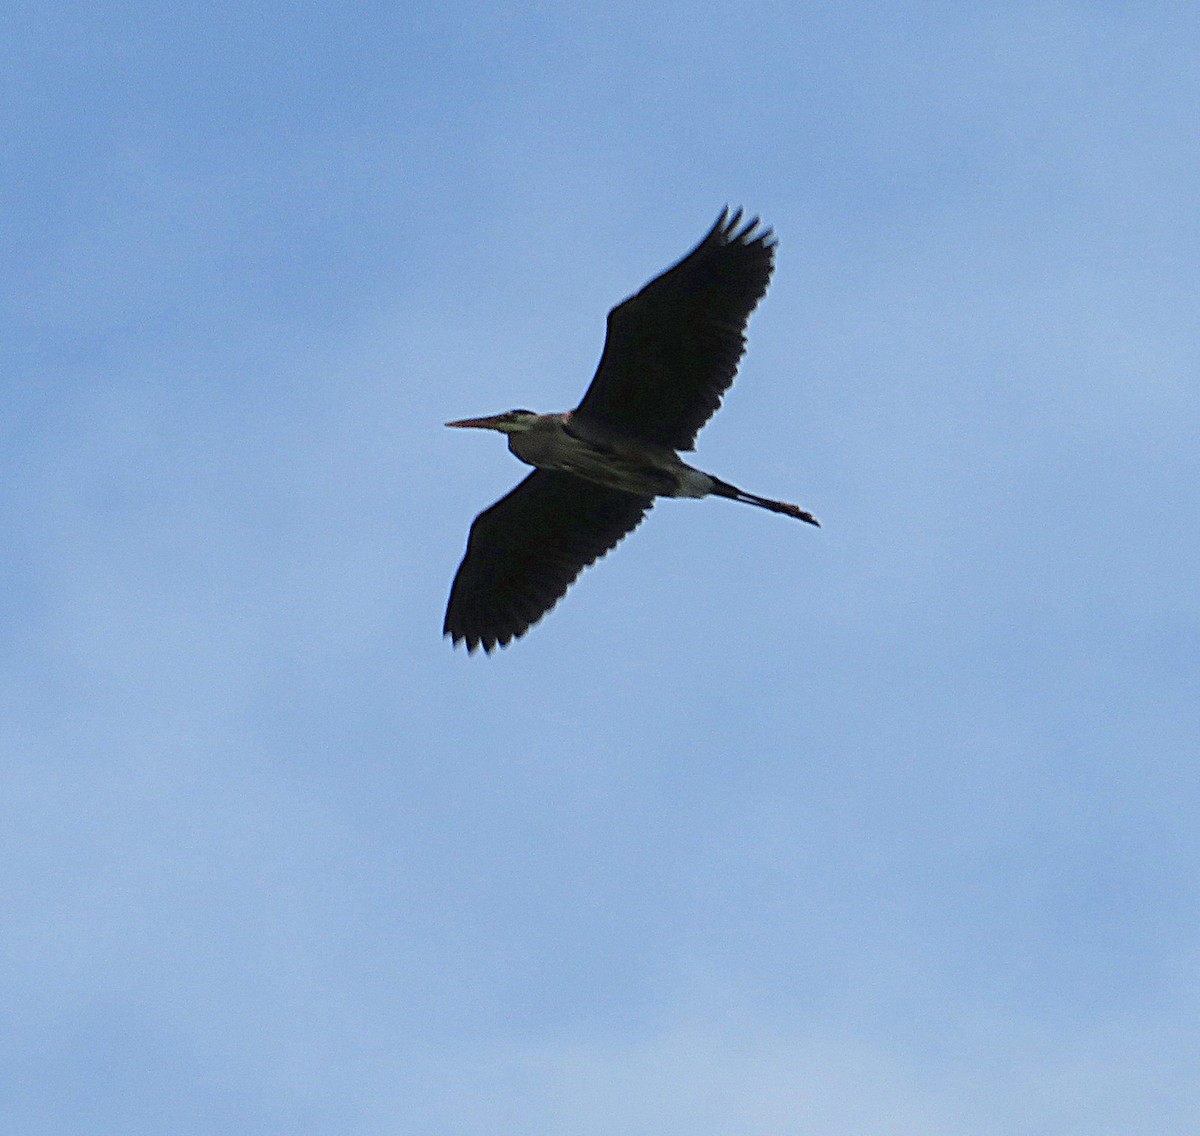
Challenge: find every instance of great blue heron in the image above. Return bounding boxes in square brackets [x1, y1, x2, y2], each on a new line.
[444, 207, 818, 654]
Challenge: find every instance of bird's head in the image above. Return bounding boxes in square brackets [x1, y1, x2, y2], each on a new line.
[445, 409, 541, 435]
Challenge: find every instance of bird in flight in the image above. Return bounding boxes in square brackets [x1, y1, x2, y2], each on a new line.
[444, 207, 818, 654]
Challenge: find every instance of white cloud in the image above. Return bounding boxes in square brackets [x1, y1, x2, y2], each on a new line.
[412, 1019, 1200, 1136]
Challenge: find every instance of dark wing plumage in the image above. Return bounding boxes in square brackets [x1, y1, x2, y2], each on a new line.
[574, 207, 776, 451]
[444, 470, 653, 654]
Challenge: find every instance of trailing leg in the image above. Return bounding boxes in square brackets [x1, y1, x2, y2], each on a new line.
[708, 476, 820, 526]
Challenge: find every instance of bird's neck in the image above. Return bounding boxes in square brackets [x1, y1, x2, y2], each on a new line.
[507, 413, 568, 467]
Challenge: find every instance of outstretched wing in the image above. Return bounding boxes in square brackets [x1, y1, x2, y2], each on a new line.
[574, 207, 776, 451]
[444, 470, 653, 653]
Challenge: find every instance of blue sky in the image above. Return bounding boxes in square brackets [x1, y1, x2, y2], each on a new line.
[4, 2, 1199, 1132]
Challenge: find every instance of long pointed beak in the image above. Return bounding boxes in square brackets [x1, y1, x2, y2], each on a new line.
[445, 415, 504, 430]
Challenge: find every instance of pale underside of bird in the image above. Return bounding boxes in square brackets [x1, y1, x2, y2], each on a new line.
[444, 207, 818, 654]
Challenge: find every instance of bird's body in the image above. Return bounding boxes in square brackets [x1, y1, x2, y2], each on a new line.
[444, 208, 818, 654]
[499, 411, 713, 499]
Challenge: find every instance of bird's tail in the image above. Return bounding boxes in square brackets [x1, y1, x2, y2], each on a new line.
[708, 476, 820, 526]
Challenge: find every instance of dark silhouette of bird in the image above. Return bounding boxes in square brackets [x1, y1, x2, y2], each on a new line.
[444, 207, 818, 653]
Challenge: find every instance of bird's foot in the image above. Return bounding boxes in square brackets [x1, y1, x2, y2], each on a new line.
[776, 501, 820, 526]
